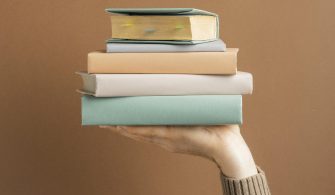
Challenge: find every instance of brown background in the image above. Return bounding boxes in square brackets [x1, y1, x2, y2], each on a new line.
[0, 0, 334, 195]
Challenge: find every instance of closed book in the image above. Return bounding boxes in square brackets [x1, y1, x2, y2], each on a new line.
[106, 8, 219, 43]
[106, 38, 215, 45]
[81, 95, 242, 125]
[77, 71, 252, 97]
[106, 39, 226, 53]
[87, 48, 238, 74]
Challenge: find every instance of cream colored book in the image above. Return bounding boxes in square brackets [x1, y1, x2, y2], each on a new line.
[77, 71, 252, 97]
[87, 49, 238, 74]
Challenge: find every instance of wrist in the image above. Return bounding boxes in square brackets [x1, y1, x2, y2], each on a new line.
[210, 130, 258, 179]
[215, 157, 258, 179]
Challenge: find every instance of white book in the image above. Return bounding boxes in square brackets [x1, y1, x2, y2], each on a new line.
[106, 39, 226, 53]
[76, 72, 253, 97]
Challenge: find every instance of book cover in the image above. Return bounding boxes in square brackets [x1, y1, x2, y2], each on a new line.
[106, 8, 219, 44]
[81, 95, 242, 125]
[106, 39, 226, 53]
[77, 71, 252, 97]
[87, 48, 238, 74]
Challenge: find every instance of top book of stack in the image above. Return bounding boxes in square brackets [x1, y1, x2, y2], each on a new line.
[106, 8, 219, 44]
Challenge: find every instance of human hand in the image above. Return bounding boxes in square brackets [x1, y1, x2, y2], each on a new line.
[100, 125, 258, 179]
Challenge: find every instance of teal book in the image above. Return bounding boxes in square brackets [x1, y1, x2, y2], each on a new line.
[81, 95, 242, 125]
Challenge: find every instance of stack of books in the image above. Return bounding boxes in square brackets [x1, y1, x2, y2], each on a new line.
[77, 8, 253, 125]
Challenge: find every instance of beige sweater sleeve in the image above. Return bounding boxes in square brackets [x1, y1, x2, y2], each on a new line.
[220, 167, 271, 195]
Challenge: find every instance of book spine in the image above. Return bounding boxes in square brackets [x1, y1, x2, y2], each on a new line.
[87, 49, 238, 74]
[81, 95, 242, 125]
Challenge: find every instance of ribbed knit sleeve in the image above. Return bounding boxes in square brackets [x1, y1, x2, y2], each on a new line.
[220, 167, 271, 195]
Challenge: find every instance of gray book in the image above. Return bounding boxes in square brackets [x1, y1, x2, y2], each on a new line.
[106, 39, 226, 53]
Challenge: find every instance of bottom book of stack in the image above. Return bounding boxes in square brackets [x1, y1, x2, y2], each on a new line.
[81, 95, 242, 125]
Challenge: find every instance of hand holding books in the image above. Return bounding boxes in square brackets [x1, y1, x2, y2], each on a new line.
[100, 125, 258, 179]
[76, 9, 272, 193]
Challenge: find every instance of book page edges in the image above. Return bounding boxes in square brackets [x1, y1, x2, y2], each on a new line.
[75, 71, 97, 94]
[76, 89, 96, 96]
[190, 15, 217, 40]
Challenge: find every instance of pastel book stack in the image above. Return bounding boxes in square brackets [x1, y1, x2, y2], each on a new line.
[77, 8, 253, 125]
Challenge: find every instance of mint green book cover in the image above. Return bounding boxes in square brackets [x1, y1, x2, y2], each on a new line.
[82, 95, 242, 125]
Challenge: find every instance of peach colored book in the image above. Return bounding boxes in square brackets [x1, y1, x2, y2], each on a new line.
[87, 48, 238, 74]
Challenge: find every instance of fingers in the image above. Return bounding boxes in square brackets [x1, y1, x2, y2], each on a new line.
[99, 125, 167, 145]
[122, 133, 162, 144]
[125, 125, 201, 138]
[100, 125, 120, 133]
[99, 125, 240, 140]
[120, 126, 169, 138]
[100, 125, 168, 138]
[100, 125, 204, 141]
[100, 126, 137, 137]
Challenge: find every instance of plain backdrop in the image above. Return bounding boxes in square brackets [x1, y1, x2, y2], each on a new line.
[0, 0, 334, 195]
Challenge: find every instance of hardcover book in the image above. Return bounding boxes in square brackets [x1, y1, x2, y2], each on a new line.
[106, 8, 219, 44]
[77, 71, 252, 97]
[87, 48, 238, 74]
[81, 95, 242, 125]
[106, 39, 226, 53]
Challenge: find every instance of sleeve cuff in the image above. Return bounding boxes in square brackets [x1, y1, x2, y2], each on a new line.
[220, 167, 271, 195]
